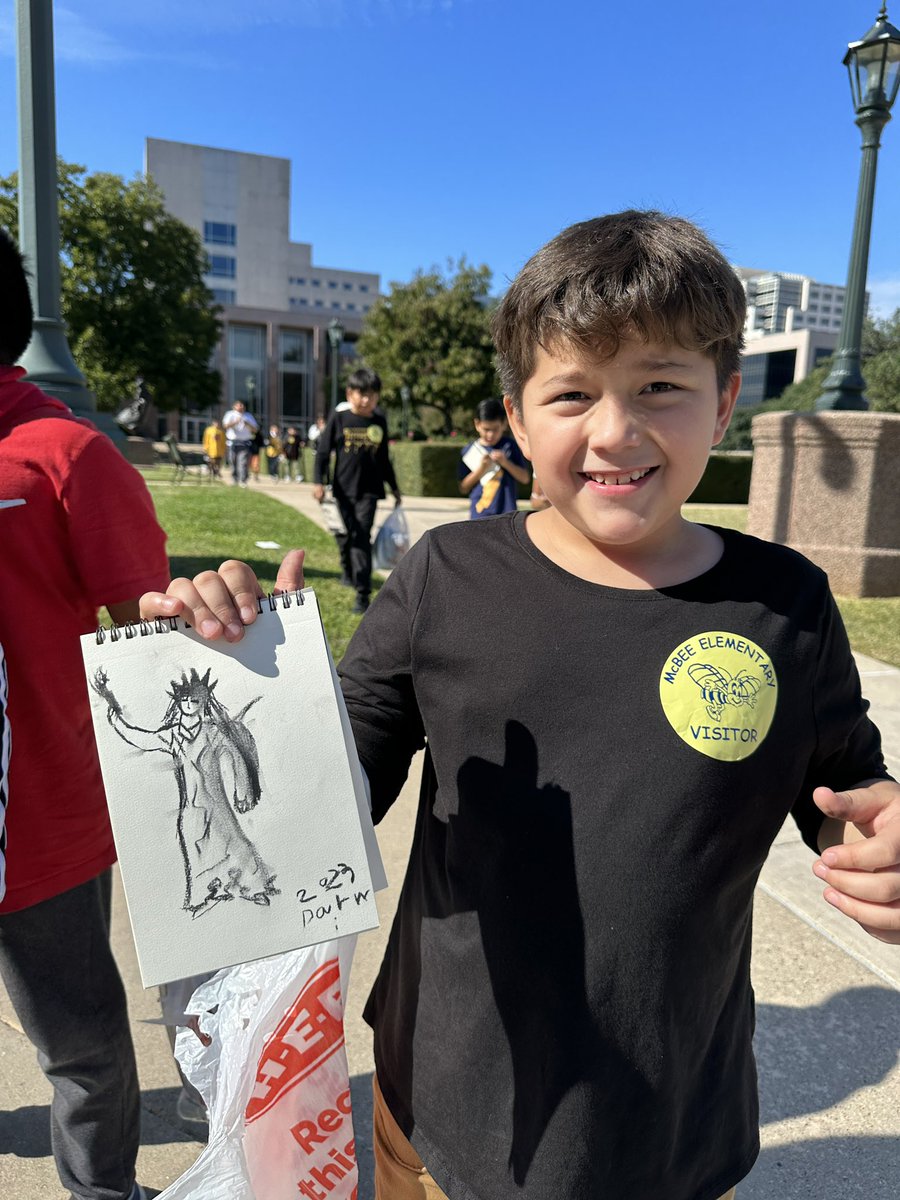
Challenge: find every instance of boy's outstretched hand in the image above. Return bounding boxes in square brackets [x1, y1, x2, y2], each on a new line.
[139, 549, 306, 643]
[812, 778, 900, 944]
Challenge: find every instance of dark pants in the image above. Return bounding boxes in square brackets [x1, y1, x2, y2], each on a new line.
[334, 492, 379, 601]
[0, 871, 140, 1200]
[231, 440, 252, 484]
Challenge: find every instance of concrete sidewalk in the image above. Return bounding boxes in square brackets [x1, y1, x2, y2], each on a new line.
[1, 483, 898, 1198]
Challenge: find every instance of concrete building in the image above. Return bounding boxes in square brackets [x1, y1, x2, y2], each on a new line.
[733, 267, 854, 338]
[145, 138, 380, 440]
[738, 327, 838, 408]
[732, 268, 862, 407]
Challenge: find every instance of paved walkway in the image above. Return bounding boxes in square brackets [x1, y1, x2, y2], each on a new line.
[2, 481, 898, 1198]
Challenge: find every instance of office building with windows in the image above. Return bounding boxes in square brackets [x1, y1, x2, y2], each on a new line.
[145, 138, 380, 440]
[732, 267, 860, 407]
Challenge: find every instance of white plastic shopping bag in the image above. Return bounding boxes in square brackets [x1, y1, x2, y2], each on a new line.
[372, 507, 410, 571]
[157, 937, 359, 1200]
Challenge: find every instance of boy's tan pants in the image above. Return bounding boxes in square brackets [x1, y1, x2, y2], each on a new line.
[373, 1075, 737, 1199]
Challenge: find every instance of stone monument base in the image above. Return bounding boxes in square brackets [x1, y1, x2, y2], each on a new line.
[122, 436, 157, 465]
[747, 411, 900, 598]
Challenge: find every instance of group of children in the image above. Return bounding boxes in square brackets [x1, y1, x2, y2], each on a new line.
[201, 417, 305, 482]
[144, 209, 899, 1200]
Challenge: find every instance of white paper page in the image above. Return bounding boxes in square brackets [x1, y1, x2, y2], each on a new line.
[82, 590, 379, 986]
[462, 442, 500, 482]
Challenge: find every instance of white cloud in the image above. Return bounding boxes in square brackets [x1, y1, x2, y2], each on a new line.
[867, 277, 900, 319]
[0, 0, 466, 67]
[54, 6, 140, 64]
[0, 7, 137, 65]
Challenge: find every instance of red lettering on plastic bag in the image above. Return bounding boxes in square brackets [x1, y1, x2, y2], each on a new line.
[246, 959, 345, 1123]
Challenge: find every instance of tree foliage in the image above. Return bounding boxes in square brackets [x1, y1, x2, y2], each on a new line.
[356, 260, 497, 435]
[0, 162, 221, 412]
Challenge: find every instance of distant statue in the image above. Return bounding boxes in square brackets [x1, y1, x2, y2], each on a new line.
[115, 375, 151, 435]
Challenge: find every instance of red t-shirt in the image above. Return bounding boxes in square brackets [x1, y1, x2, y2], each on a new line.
[0, 367, 169, 912]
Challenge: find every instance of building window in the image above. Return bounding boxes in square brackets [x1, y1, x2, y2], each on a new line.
[212, 288, 236, 305]
[209, 255, 236, 279]
[204, 221, 236, 246]
[347, 303, 356, 311]
[311, 279, 321, 287]
[342, 282, 352, 291]
[279, 330, 315, 426]
[280, 331, 309, 365]
[331, 302, 341, 310]
[833, 319, 842, 327]
[808, 304, 818, 312]
[328, 281, 337, 289]
[359, 284, 370, 293]
[227, 324, 265, 412]
[363, 305, 371, 313]
[314, 299, 323, 308]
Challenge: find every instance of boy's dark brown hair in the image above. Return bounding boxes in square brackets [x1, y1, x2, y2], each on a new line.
[491, 210, 746, 406]
[0, 227, 34, 365]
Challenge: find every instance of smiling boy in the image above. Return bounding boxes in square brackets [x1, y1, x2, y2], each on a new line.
[143, 211, 900, 1200]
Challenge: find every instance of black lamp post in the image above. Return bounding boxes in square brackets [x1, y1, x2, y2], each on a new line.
[816, 4, 900, 411]
[327, 318, 344, 413]
[15, 0, 96, 418]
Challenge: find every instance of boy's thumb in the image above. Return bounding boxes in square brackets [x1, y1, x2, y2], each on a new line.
[812, 784, 878, 829]
[274, 548, 306, 595]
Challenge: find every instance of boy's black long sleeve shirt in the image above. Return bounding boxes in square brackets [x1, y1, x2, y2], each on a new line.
[338, 513, 888, 1200]
[313, 410, 398, 499]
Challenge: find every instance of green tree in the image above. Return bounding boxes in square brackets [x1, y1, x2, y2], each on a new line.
[356, 260, 497, 435]
[0, 162, 221, 412]
[861, 309, 900, 412]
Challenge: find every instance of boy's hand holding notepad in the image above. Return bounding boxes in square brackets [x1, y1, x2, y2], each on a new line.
[461, 442, 501, 483]
[83, 549, 385, 987]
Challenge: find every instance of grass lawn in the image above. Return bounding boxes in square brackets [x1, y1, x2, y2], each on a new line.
[141, 486, 900, 669]
[147, 481, 371, 661]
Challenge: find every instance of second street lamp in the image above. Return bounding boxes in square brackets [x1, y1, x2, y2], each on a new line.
[327, 318, 344, 414]
[816, 3, 900, 411]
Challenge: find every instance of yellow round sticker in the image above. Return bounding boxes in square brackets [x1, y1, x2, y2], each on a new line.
[658, 631, 778, 761]
[366, 424, 384, 445]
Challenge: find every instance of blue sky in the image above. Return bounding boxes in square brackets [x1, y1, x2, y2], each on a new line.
[1, 0, 899, 314]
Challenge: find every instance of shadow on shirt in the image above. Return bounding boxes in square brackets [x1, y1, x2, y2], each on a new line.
[446, 720, 646, 1184]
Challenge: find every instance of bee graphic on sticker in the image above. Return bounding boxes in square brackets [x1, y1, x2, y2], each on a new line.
[687, 663, 762, 723]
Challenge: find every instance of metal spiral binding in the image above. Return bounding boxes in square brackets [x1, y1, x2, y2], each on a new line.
[95, 589, 304, 643]
[95, 616, 178, 644]
[258, 588, 305, 613]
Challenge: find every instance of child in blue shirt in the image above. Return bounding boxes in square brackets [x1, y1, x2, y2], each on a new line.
[458, 397, 531, 518]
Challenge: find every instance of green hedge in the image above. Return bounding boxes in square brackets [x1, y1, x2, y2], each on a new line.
[686, 452, 752, 504]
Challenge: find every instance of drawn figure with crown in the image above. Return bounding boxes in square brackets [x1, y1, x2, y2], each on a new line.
[91, 666, 279, 917]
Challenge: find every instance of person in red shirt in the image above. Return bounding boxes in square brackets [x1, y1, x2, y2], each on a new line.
[0, 229, 169, 1200]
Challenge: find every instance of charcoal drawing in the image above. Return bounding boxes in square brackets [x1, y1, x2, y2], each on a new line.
[92, 666, 280, 918]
